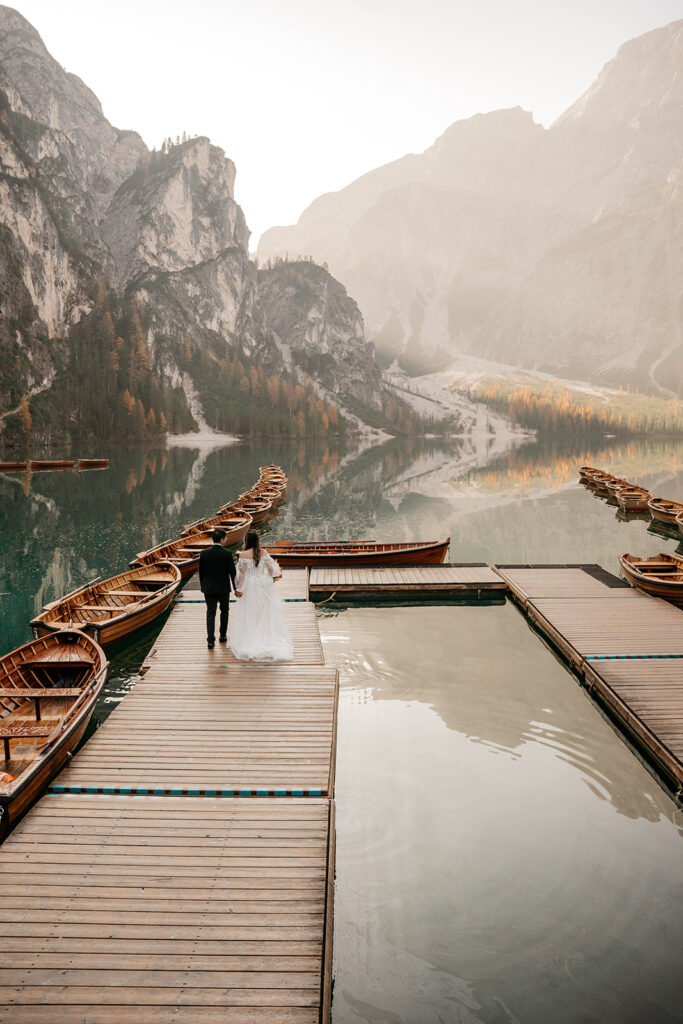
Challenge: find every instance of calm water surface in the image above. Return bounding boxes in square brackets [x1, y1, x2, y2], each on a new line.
[1, 435, 682, 1021]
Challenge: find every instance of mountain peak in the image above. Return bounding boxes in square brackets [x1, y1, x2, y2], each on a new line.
[553, 18, 683, 129]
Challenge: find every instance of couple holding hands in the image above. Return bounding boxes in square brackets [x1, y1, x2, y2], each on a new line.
[198, 529, 294, 662]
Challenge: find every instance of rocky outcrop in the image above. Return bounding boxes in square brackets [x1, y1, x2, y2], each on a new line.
[101, 139, 250, 289]
[0, 5, 388, 441]
[259, 20, 683, 393]
[256, 261, 383, 409]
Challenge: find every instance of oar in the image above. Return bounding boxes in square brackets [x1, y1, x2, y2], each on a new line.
[42, 576, 101, 610]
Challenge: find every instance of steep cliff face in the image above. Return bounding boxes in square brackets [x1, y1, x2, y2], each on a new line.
[259, 20, 683, 393]
[256, 261, 383, 409]
[0, 5, 389, 443]
[102, 139, 250, 288]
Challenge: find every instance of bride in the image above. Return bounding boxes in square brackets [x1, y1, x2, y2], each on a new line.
[230, 531, 294, 662]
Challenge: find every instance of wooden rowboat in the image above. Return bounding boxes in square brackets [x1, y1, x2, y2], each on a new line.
[619, 552, 683, 607]
[28, 459, 75, 471]
[130, 531, 216, 578]
[616, 486, 651, 512]
[0, 629, 107, 836]
[604, 477, 631, 495]
[252, 485, 285, 506]
[30, 562, 181, 646]
[578, 466, 598, 482]
[181, 510, 252, 541]
[647, 496, 683, 527]
[230, 496, 272, 524]
[0, 461, 28, 472]
[266, 538, 451, 567]
[77, 458, 109, 470]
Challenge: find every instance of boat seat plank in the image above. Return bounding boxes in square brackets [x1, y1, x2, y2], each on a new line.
[0, 689, 81, 699]
[107, 590, 152, 597]
[78, 604, 125, 613]
[0, 725, 54, 738]
[0, 688, 81, 723]
[0, 724, 53, 762]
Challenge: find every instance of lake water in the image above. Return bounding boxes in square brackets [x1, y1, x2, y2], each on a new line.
[1, 435, 682, 1022]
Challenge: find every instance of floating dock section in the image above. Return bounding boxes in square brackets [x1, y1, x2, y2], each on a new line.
[495, 564, 683, 799]
[309, 563, 506, 599]
[0, 570, 336, 1022]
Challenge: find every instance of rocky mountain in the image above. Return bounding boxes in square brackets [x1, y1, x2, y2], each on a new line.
[259, 21, 683, 394]
[0, 5, 400, 445]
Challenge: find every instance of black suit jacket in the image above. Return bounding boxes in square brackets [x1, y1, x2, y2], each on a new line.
[199, 544, 237, 595]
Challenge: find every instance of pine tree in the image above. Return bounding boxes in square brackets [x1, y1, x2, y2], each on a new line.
[17, 396, 31, 436]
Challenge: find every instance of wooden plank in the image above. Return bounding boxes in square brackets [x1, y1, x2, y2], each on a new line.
[0, 1009, 317, 1023]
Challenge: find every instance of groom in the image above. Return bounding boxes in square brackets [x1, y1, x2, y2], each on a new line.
[199, 528, 237, 649]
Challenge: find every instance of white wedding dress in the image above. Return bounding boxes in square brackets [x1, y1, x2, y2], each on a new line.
[229, 550, 294, 662]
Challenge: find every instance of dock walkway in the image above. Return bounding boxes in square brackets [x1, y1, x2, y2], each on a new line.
[495, 564, 683, 797]
[0, 570, 336, 1022]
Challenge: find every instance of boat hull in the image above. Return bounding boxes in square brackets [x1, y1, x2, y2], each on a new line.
[268, 540, 450, 567]
[0, 462, 28, 472]
[616, 489, 651, 512]
[648, 499, 683, 526]
[0, 708, 94, 838]
[28, 460, 75, 471]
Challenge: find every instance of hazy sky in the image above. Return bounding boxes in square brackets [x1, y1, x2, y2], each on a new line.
[11, 0, 683, 244]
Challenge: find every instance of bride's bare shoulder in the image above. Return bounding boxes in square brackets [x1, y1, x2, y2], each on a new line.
[238, 550, 254, 559]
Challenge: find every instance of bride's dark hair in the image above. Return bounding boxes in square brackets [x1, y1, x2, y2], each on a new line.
[243, 530, 261, 566]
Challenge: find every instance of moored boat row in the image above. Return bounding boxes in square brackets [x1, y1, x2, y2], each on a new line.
[1, 464, 289, 833]
[580, 467, 683, 605]
[580, 466, 683, 536]
[135, 468, 290, 573]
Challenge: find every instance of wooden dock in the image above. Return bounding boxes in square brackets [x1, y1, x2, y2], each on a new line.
[496, 564, 683, 798]
[309, 563, 506, 598]
[0, 571, 336, 1021]
[0, 795, 333, 1023]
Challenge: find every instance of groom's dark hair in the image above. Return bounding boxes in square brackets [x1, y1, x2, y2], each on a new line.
[212, 528, 227, 542]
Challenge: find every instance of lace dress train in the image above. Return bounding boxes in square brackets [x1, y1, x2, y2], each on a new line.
[229, 551, 294, 662]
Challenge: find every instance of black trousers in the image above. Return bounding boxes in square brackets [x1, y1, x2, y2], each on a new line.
[204, 591, 230, 643]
